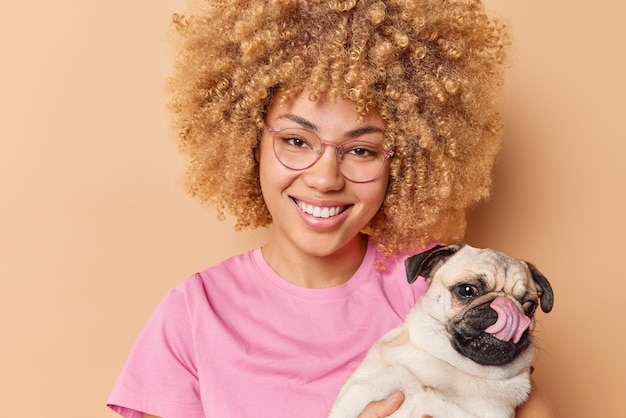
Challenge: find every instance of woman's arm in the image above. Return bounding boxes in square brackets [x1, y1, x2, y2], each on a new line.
[141, 394, 405, 418]
[142, 383, 551, 418]
[516, 379, 555, 418]
[357, 392, 405, 417]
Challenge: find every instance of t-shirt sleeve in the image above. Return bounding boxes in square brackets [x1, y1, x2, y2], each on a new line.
[107, 276, 205, 418]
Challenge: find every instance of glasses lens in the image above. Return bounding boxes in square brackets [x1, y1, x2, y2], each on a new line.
[338, 141, 388, 183]
[271, 127, 390, 182]
[272, 128, 321, 170]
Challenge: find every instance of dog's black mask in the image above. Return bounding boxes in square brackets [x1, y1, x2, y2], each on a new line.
[448, 301, 530, 365]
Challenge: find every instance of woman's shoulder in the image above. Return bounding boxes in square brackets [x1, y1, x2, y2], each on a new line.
[369, 240, 439, 308]
[162, 248, 263, 305]
[197, 248, 261, 279]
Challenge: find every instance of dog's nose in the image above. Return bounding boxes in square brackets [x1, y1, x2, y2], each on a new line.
[485, 297, 531, 343]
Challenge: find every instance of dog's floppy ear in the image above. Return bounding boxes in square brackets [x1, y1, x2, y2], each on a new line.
[525, 262, 554, 313]
[405, 244, 462, 284]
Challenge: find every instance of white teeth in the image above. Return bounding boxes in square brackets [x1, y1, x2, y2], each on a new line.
[297, 201, 344, 218]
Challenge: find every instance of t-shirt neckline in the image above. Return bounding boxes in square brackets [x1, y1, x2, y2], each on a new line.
[251, 241, 377, 300]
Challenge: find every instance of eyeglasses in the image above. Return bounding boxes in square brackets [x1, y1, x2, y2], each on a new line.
[265, 124, 394, 183]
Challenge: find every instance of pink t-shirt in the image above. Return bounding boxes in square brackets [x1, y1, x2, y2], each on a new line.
[107, 241, 428, 418]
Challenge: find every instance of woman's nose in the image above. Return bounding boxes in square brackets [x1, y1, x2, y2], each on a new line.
[301, 145, 345, 191]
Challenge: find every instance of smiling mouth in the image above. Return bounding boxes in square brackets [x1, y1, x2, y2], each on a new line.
[293, 199, 349, 219]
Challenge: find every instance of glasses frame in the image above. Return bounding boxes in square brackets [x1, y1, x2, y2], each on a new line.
[265, 123, 394, 184]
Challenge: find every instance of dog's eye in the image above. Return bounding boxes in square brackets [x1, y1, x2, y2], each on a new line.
[455, 284, 480, 299]
[523, 300, 537, 316]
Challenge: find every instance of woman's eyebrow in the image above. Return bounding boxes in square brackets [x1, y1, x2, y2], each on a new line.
[275, 113, 384, 137]
[345, 126, 384, 138]
[275, 113, 318, 131]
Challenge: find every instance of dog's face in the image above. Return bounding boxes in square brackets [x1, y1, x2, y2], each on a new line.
[405, 244, 554, 368]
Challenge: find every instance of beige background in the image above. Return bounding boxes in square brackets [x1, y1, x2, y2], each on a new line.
[1, 0, 624, 416]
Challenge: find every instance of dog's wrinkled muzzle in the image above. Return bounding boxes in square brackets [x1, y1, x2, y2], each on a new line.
[484, 297, 531, 344]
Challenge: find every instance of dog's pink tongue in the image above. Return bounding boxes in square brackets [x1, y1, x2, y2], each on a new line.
[485, 297, 531, 343]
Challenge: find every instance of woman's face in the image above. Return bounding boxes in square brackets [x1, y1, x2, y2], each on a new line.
[257, 91, 390, 259]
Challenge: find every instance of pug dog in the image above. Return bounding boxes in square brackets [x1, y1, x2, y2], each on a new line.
[328, 244, 554, 418]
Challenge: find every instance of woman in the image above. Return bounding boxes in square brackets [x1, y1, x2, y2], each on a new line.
[108, 0, 553, 416]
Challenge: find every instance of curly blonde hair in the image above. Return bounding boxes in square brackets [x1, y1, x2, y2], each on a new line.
[168, 0, 510, 255]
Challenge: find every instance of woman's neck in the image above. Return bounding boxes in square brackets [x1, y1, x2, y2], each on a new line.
[261, 233, 369, 289]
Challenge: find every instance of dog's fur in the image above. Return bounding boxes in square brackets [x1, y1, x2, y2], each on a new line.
[328, 244, 554, 418]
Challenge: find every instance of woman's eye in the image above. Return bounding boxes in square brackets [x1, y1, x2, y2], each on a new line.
[456, 284, 480, 299]
[345, 146, 378, 159]
[283, 136, 310, 148]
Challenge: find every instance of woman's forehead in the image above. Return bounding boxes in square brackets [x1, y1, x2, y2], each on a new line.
[266, 90, 384, 129]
